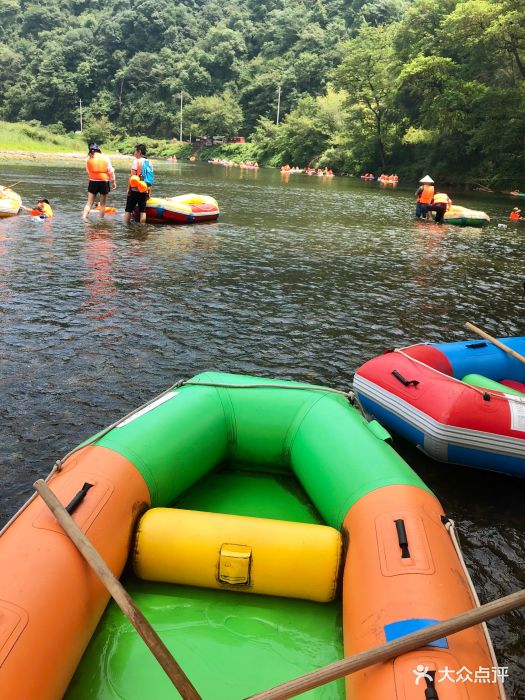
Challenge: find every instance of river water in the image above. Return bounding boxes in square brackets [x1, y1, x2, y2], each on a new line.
[1, 160, 524, 696]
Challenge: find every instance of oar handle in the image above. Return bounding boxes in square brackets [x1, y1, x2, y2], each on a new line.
[465, 322, 525, 365]
[247, 587, 525, 700]
[33, 480, 202, 700]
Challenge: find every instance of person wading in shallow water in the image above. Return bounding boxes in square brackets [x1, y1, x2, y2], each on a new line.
[415, 175, 434, 219]
[430, 192, 452, 223]
[123, 144, 152, 224]
[82, 143, 117, 221]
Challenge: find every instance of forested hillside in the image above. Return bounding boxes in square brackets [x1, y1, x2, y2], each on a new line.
[1, 0, 523, 184]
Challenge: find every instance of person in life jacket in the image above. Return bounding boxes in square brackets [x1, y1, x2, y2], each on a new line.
[510, 207, 523, 221]
[123, 143, 152, 224]
[430, 191, 452, 223]
[21, 198, 54, 218]
[415, 175, 435, 219]
[82, 143, 117, 221]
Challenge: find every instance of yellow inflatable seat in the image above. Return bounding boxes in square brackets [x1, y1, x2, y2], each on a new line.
[172, 193, 217, 206]
[133, 508, 342, 602]
[146, 196, 192, 214]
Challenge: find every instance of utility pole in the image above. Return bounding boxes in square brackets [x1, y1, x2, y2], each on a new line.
[79, 98, 83, 133]
[276, 85, 281, 125]
[179, 92, 183, 142]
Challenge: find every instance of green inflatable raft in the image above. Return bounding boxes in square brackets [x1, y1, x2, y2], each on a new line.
[0, 373, 501, 700]
[65, 372, 428, 699]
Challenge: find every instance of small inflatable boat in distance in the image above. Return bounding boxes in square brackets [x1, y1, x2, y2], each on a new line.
[144, 193, 219, 224]
[0, 373, 504, 700]
[0, 186, 22, 217]
[354, 337, 525, 477]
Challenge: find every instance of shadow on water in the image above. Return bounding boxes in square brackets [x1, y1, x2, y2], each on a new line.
[1, 160, 524, 696]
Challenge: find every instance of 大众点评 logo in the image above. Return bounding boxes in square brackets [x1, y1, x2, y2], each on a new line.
[413, 664, 508, 685]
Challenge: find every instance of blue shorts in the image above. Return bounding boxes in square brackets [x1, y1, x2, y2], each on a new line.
[415, 202, 429, 218]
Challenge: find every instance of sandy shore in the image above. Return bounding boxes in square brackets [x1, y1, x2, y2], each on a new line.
[0, 149, 130, 162]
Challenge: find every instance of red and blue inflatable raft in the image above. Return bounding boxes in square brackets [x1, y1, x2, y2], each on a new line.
[354, 337, 525, 477]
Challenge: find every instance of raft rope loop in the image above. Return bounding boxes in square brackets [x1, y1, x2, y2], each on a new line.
[1, 379, 353, 537]
[394, 345, 525, 405]
[182, 380, 354, 401]
[443, 517, 507, 700]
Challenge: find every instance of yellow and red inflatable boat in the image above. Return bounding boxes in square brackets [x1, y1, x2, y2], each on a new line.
[0, 373, 505, 699]
[144, 193, 219, 224]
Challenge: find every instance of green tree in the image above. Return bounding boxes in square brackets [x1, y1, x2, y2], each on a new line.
[253, 88, 347, 166]
[393, 0, 457, 63]
[198, 25, 247, 85]
[394, 0, 525, 184]
[332, 24, 400, 167]
[441, 0, 525, 80]
[183, 92, 244, 140]
[0, 0, 21, 42]
[83, 115, 115, 145]
[358, 0, 410, 27]
[251, 116, 281, 162]
[238, 57, 290, 130]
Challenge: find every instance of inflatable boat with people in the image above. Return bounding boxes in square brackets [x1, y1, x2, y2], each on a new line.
[0, 372, 505, 699]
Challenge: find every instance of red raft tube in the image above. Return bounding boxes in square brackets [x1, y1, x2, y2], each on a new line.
[354, 337, 525, 477]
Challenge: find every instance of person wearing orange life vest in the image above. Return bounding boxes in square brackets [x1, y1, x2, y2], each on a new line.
[510, 207, 523, 221]
[430, 191, 452, 223]
[123, 144, 152, 224]
[20, 198, 54, 218]
[415, 175, 434, 219]
[82, 143, 117, 221]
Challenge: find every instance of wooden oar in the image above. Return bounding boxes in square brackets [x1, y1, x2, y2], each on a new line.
[247, 586, 525, 700]
[1, 181, 21, 190]
[33, 479, 202, 700]
[465, 321, 525, 366]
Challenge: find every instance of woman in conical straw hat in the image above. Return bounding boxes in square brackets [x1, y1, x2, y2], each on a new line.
[415, 175, 435, 219]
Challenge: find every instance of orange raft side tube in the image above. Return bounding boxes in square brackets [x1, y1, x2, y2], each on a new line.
[0, 446, 150, 700]
[342, 485, 503, 699]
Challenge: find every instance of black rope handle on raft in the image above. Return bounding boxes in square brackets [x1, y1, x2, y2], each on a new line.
[391, 369, 419, 387]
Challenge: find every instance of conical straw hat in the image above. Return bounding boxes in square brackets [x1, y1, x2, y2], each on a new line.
[419, 175, 434, 183]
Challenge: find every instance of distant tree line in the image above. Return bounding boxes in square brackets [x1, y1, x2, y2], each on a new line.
[0, 0, 523, 185]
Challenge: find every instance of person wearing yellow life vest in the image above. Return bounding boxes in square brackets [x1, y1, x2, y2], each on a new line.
[20, 198, 54, 219]
[82, 143, 117, 221]
[123, 144, 151, 224]
[415, 175, 434, 219]
[430, 191, 452, 223]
